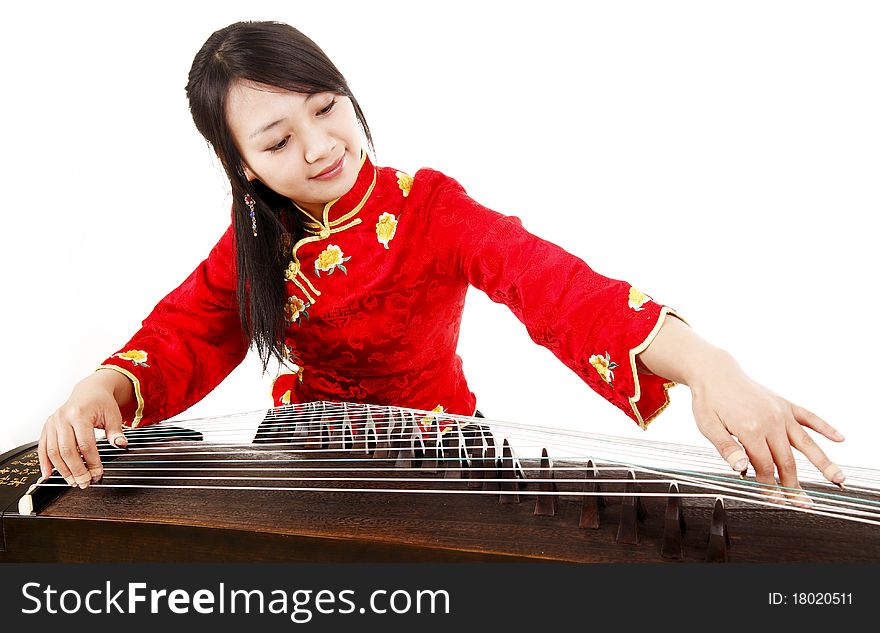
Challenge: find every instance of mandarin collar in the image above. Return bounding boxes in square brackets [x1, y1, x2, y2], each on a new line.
[293, 149, 377, 234]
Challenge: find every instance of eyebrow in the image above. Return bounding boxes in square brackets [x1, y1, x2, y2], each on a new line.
[248, 93, 321, 140]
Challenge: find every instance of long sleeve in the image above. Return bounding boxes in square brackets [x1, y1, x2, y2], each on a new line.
[424, 173, 686, 429]
[98, 225, 249, 428]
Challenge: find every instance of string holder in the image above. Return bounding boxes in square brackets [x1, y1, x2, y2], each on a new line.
[578, 459, 606, 529]
[534, 447, 557, 516]
[661, 482, 687, 560]
[499, 439, 520, 504]
[706, 497, 731, 562]
[615, 470, 647, 545]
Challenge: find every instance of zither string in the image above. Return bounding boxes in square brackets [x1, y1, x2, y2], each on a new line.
[35, 401, 880, 526]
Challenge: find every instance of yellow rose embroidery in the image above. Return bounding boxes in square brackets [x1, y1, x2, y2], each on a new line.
[280, 390, 291, 405]
[589, 352, 618, 384]
[284, 295, 310, 324]
[376, 212, 399, 249]
[314, 244, 350, 276]
[628, 286, 652, 311]
[420, 404, 445, 430]
[396, 171, 413, 197]
[114, 349, 149, 368]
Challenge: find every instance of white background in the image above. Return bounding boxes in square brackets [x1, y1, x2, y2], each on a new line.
[1, 1, 877, 478]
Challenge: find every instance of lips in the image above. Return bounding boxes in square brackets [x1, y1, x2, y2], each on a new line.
[312, 154, 345, 179]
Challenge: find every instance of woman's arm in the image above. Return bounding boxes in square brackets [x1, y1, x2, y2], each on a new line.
[636, 316, 847, 501]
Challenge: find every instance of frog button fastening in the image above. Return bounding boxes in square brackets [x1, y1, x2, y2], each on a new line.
[284, 260, 301, 282]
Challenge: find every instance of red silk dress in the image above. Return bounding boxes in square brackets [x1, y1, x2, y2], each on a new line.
[99, 150, 686, 430]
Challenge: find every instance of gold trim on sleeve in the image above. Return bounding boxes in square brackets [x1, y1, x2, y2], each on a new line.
[97, 364, 145, 429]
[626, 306, 687, 430]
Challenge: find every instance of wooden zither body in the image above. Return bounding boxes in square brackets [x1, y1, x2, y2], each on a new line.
[2, 402, 879, 563]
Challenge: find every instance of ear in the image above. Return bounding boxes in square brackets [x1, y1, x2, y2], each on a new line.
[243, 163, 257, 182]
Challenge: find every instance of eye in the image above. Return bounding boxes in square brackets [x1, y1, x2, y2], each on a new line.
[268, 137, 289, 153]
[318, 98, 337, 115]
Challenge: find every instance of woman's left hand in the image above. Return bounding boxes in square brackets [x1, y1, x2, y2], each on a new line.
[689, 352, 846, 506]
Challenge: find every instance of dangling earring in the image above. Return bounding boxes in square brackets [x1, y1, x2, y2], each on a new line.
[244, 193, 257, 237]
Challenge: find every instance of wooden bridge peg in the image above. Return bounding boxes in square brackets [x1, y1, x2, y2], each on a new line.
[534, 448, 557, 516]
[291, 402, 321, 448]
[499, 439, 520, 504]
[409, 413, 426, 468]
[578, 459, 605, 529]
[340, 403, 354, 451]
[464, 425, 482, 458]
[351, 404, 368, 453]
[661, 482, 687, 560]
[257, 402, 302, 445]
[394, 441, 414, 469]
[420, 418, 441, 473]
[442, 430, 463, 479]
[482, 439, 500, 494]
[706, 498, 731, 563]
[282, 402, 302, 444]
[342, 402, 357, 450]
[455, 422, 472, 473]
[327, 406, 345, 451]
[304, 402, 327, 450]
[465, 426, 485, 489]
[283, 406, 303, 445]
[253, 408, 281, 444]
[616, 494, 639, 544]
[514, 456, 529, 491]
[395, 412, 418, 469]
[320, 423, 334, 451]
[615, 471, 645, 545]
[371, 408, 395, 460]
[628, 470, 648, 521]
[360, 405, 378, 455]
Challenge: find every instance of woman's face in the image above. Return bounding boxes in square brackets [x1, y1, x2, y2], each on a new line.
[226, 79, 362, 219]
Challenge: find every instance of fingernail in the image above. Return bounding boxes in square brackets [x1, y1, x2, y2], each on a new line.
[791, 491, 813, 508]
[112, 436, 127, 448]
[734, 458, 748, 471]
[832, 471, 846, 485]
[64, 477, 74, 487]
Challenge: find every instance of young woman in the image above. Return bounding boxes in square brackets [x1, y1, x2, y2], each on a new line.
[37, 20, 845, 505]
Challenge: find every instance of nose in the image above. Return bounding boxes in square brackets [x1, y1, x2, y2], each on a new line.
[303, 127, 337, 165]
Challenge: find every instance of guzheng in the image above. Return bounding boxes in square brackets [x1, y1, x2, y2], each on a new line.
[2, 401, 878, 562]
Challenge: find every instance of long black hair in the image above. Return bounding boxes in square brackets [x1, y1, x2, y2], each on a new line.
[185, 21, 374, 370]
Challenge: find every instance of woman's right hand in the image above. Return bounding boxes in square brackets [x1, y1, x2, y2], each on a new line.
[38, 369, 133, 488]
